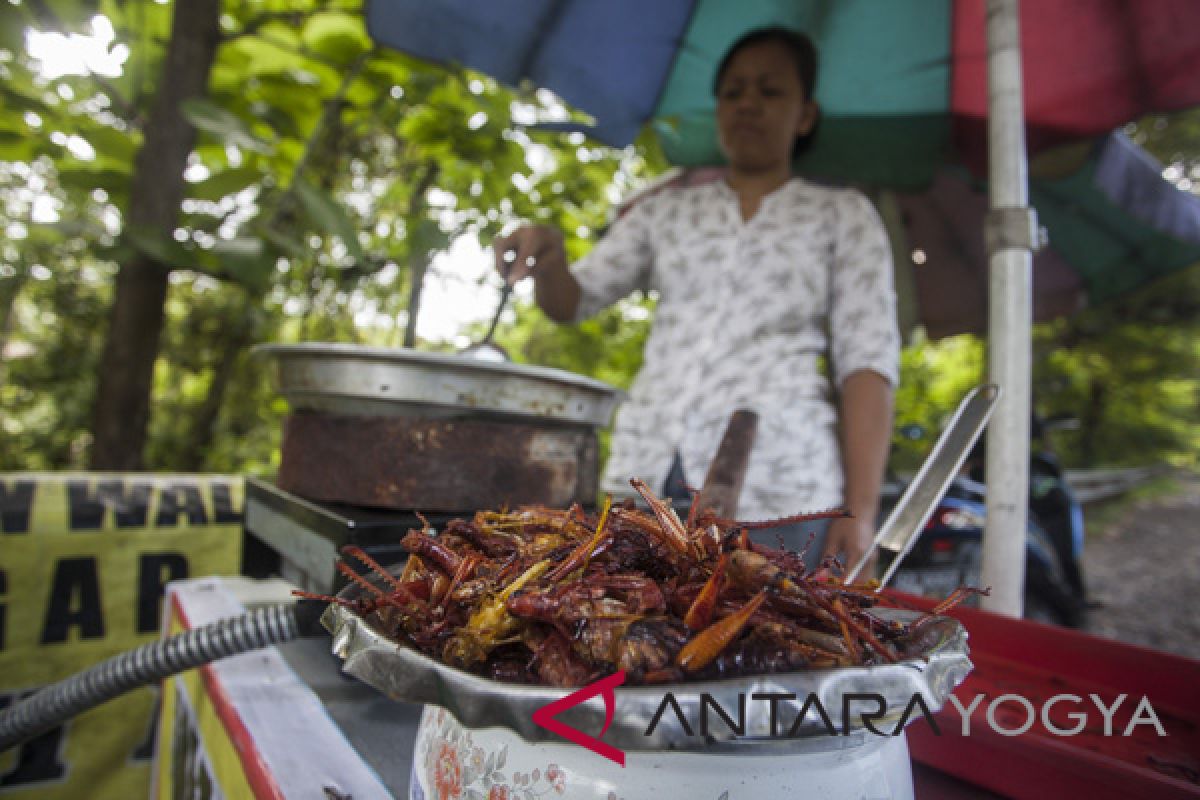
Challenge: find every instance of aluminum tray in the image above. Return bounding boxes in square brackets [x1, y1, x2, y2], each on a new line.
[256, 343, 625, 427]
[322, 599, 971, 753]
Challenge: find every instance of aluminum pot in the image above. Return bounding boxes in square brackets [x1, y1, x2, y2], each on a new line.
[256, 343, 623, 425]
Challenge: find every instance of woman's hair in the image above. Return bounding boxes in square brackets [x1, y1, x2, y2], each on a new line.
[713, 26, 821, 158]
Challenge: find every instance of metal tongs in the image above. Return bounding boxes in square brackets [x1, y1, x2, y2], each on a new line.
[846, 384, 1000, 588]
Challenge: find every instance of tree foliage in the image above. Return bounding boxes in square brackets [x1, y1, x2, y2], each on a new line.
[0, 0, 660, 472]
[1031, 264, 1200, 469]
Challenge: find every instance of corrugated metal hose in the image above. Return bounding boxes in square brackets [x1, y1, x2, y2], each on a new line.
[0, 603, 301, 752]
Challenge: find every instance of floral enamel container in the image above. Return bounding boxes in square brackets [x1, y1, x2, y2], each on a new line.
[410, 705, 914, 800]
[325, 580, 970, 800]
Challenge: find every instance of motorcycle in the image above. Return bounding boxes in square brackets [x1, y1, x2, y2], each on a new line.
[881, 416, 1089, 627]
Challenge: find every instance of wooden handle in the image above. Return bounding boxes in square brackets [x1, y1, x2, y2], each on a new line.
[695, 410, 759, 518]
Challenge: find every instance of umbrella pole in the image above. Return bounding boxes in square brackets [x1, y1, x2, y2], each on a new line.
[982, 0, 1037, 617]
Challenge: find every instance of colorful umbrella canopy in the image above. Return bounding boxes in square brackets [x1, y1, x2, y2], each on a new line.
[366, 0, 1200, 333]
[614, 129, 1200, 339]
[903, 132, 1200, 337]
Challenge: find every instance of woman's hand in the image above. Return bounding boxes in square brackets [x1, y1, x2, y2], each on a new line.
[491, 225, 580, 322]
[492, 225, 566, 284]
[821, 514, 876, 579]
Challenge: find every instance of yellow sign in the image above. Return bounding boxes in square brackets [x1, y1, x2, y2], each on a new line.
[154, 602, 260, 800]
[0, 473, 243, 799]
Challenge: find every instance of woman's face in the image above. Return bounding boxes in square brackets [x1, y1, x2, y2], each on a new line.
[715, 40, 817, 172]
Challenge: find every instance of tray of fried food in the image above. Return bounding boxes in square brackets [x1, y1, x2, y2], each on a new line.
[305, 478, 975, 749]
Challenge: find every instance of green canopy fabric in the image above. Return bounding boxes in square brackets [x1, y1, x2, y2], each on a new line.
[654, 0, 952, 189]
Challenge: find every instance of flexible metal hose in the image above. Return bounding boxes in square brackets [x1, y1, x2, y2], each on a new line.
[0, 603, 300, 752]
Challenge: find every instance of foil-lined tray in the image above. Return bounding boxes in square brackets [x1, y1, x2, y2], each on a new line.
[322, 595, 971, 752]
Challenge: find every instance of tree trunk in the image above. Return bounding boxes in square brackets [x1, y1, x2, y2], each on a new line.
[399, 166, 440, 349]
[0, 271, 29, 389]
[1081, 376, 1107, 464]
[176, 300, 257, 471]
[0, 271, 27, 356]
[89, 0, 221, 470]
[403, 252, 428, 348]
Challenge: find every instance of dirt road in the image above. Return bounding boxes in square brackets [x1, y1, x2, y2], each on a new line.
[1082, 472, 1200, 660]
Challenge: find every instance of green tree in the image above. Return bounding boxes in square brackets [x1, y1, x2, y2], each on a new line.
[0, 0, 660, 473]
[1032, 265, 1200, 469]
[90, 0, 222, 469]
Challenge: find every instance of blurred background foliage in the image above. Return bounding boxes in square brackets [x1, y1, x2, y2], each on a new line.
[0, 1, 1197, 477]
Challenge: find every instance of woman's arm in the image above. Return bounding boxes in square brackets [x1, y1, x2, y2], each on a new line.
[821, 369, 895, 574]
[533, 257, 582, 323]
[822, 189, 900, 577]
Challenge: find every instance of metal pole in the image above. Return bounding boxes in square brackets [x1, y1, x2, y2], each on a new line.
[982, 0, 1034, 617]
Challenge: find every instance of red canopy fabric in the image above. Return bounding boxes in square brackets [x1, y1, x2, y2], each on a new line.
[952, 0, 1200, 171]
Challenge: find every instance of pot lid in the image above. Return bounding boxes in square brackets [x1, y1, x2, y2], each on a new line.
[256, 343, 625, 427]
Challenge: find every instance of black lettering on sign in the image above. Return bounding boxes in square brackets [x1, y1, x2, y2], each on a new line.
[110, 481, 152, 528]
[67, 479, 105, 530]
[0, 569, 6, 650]
[0, 480, 35, 534]
[68, 480, 153, 530]
[155, 482, 208, 527]
[0, 693, 67, 786]
[131, 687, 161, 763]
[41, 557, 105, 644]
[137, 553, 188, 634]
[211, 481, 242, 524]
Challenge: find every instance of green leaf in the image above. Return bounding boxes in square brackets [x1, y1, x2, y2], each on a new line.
[57, 165, 130, 195]
[0, 5, 28, 52]
[0, 89, 48, 131]
[259, 226, 310, 260]
[229, 29, 339, 90]
[80, 124, 139, 163]
[124, 226, 203, 270]
[39, 0, 98, 29]
[339, 256, 394, 281]
[292, 178, 365, 265]
[209, 237, 262, 259]
[364, 56, 411, 88]
[47, 218, 105, 241]
[344, 74, 381, 109]
[0, 132, 39, 162]
[95, 238, 138, 264]
[409, 217, 451, 258]
[208, 237, 273, 291]
[209, 64, 248, 96]
[188, 166, 264, 202]
[300, 12, 372, 65]
[240, 76, 323, 132]
[180, 98, 274, 154]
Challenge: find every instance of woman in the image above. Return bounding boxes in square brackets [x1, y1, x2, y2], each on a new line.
[493, 27, 899, 574]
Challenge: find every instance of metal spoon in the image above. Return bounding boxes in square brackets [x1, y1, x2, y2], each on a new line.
[461, 250, 516, 361]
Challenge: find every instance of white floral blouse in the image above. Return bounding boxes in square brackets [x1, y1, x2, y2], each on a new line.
[571, 176, 900, 518]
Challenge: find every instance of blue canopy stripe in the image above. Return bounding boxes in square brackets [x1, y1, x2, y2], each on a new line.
[365, 0, 697, 147]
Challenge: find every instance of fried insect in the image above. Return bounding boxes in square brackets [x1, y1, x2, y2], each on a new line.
[304, 478, 979, 686]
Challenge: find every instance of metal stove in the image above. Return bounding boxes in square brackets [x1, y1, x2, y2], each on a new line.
[242, 477, 474, 595]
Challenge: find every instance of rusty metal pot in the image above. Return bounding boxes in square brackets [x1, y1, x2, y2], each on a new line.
[256, 344, 625, 511]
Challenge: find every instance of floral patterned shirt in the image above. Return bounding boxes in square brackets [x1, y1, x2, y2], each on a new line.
[571, 176, 899, 517]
